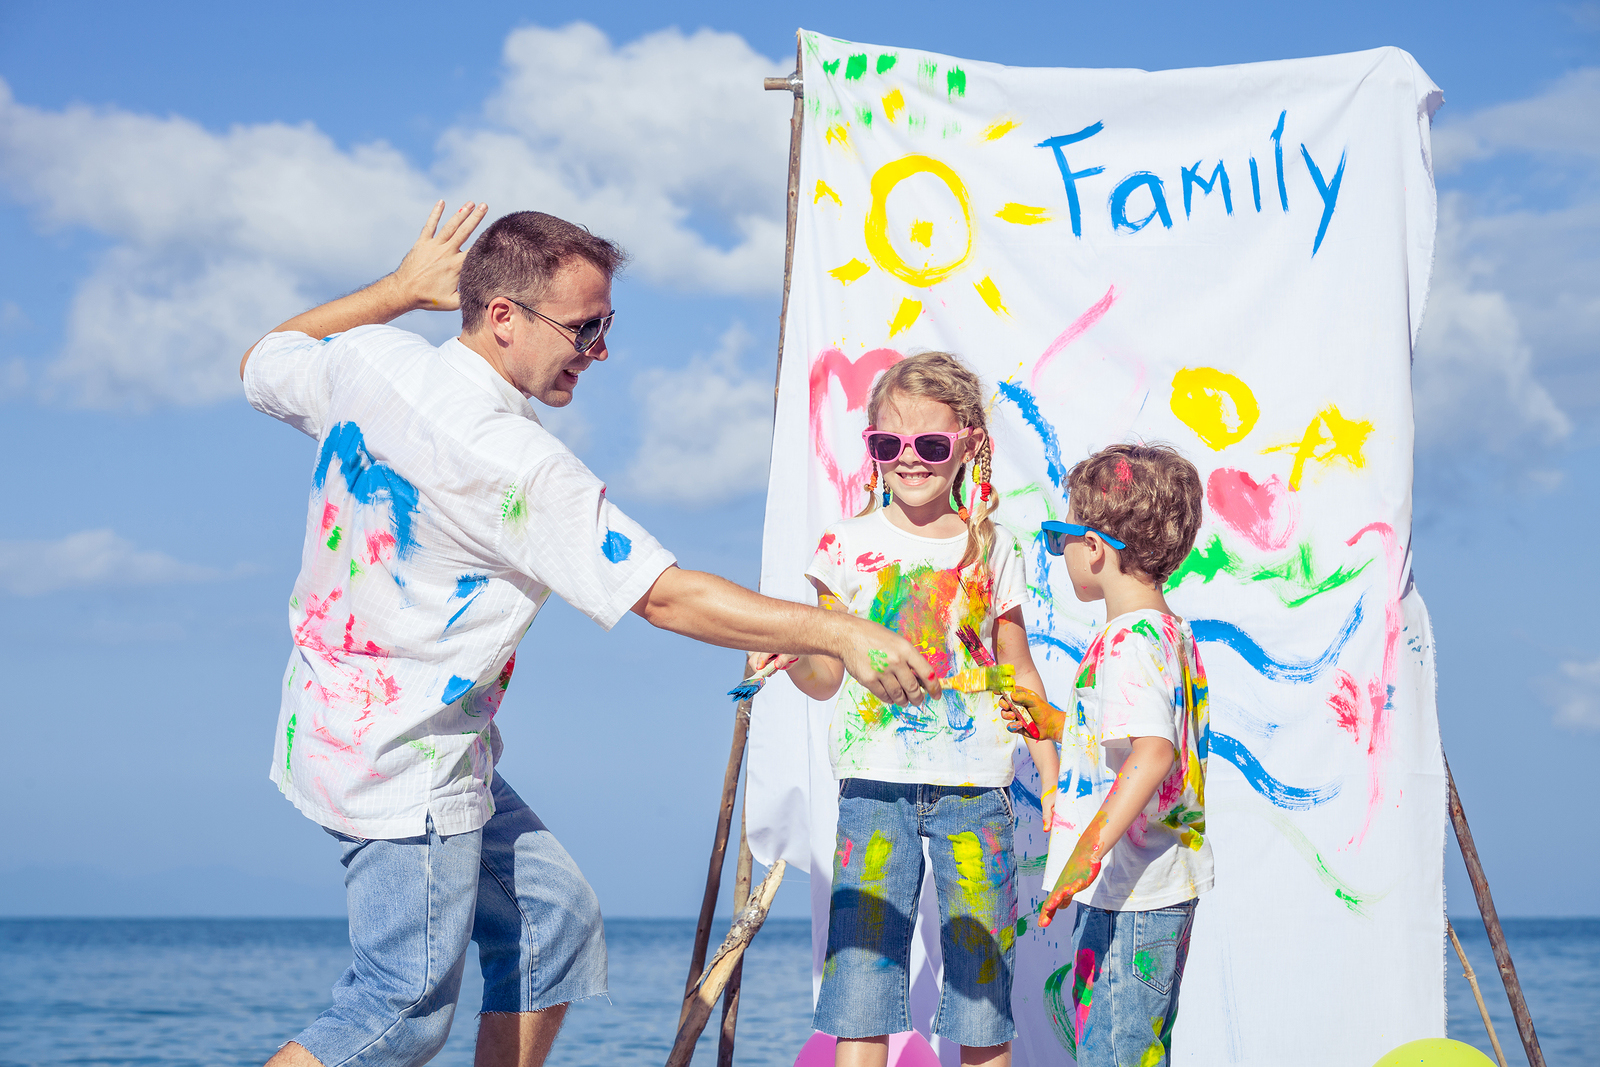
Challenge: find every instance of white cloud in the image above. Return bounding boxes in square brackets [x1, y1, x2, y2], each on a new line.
[1413, 69, 1600, 465]
[0, 22, 791, 409]
[625, 322, 774, 505]
[0, 529, 226, 596]
[1548, 655, 1600, 730]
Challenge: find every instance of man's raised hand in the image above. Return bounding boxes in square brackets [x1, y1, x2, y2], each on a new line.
[394, 200, 490, 312]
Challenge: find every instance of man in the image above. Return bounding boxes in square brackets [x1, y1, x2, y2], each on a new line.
[241, 201, 938, 1067]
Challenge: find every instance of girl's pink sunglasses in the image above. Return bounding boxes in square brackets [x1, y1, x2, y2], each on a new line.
[862, 427, 975, 464]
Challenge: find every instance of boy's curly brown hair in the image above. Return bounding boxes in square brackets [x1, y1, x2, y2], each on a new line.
[1067, 443, 1203, 585]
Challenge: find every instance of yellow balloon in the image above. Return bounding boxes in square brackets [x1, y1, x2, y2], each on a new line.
[864, 155, 973, 287]
[1371, 1038, 1497, 1067]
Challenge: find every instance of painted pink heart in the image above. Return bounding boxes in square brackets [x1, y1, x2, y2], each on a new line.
[809, 347, 902, 516]
[1206, 467, 1299, 551]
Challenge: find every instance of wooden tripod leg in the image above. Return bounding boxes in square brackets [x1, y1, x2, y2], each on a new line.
[1446, 754, 1545, 1067]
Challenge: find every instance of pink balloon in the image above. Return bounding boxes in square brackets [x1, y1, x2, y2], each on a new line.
[793, 1031, 944, 1067]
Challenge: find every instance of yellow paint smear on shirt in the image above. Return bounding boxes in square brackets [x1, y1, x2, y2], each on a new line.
[974, 275, 1009, 316]
[829, 258, 870, 285]
[888, 297, 922, 336]
[995, 202, 1053, 225]
[814, 179, 842, 206]
[882, 88, 905, 123]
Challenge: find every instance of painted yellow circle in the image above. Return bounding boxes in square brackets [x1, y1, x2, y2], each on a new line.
[864, 155, 973, 288]
[1370, 1038, 1496, 1067]
[1169, 366, 1260, 450]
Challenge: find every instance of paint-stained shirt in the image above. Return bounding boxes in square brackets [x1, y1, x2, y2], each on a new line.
[1046, 610, 1213, 910]
[805, 511, 1028, 787]
[244, 326, 676, 838]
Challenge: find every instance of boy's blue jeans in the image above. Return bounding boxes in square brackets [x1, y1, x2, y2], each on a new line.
[1067, 898, 1198, 1067]
[813, 778, 1017, 1048]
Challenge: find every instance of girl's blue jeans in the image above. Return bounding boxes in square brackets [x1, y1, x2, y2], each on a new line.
[813, 778, 1018, 1048]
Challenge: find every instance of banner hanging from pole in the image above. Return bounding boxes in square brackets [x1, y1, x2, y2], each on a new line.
[748, 30, 1446, 1067]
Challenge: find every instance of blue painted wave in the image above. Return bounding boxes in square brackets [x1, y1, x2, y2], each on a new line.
[996, 380, 1068, 489]
[1028, 630, 1088, 661]
[314, 422, 422, 559]
[1191, 596, 1363, 683]
[1211, 731, 1341, 810]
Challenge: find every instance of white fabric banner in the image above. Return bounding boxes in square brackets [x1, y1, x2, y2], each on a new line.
[748, 31, 1446, 1067]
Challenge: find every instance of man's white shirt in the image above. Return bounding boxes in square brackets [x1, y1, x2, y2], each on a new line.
[245, 325, 675, 838]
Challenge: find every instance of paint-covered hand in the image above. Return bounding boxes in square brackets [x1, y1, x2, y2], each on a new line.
[1040, 785, 1057, 834]
[745, 651, 800, 676]
[1039, 811, 1106, 928]
[1004, 687, 1064, 741]
[839, 628, 940, 707]
[393, 200, 489, 312]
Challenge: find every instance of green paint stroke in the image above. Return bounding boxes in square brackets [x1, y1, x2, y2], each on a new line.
[325, 526, 342, 550]
[876, 53, 897, 74]
[868, 648, 888, 670]
[822, 58, 841, 76]
[1260, 806, 1381, 916]
[906, 113, 926, 132]
[857, 105, 873, 126]
[941, 121, 963, 138]
[501, 483, 528, 528]
[947, 67, 967, 97]
[1017, 854, 1048, 875]
[917, 59, 940, 91]
[284, 713, 296, 781]
[1004, 482, 1060, 521]
[861, 830, 893, 882]
[1165, 532, 1370, 608]
[1044, 962, 1078, 1055]
[844, 53, 868, 80]
[1133, 948, 1158, 982]
[350, 558, 363, 579]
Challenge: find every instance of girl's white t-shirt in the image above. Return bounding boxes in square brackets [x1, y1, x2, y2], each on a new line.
[805, 511, 1029, 787]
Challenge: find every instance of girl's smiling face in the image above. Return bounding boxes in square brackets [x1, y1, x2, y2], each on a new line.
[874, 392, 976, 513]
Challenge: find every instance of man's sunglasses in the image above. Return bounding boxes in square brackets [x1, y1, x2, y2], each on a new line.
[1041, 520, 1126, 554]
[862, 428, 975, 464]
[505, 298, 616, 356]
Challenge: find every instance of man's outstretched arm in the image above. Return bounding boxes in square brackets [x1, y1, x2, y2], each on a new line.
[632, 566, 941, 708]
[239, 200, 488, 378]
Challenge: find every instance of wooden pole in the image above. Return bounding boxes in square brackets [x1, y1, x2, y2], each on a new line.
[666, 861, 788, 1067]
[679, 697, 754, 1029]
[716, 806, 756, 1067]
[1445, 754, 1545, 1067]
[1447, 918, 1509, 1067]
[768, 35, 805, 405]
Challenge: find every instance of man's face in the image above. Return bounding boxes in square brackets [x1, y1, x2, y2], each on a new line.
[493, 259, 613, 407]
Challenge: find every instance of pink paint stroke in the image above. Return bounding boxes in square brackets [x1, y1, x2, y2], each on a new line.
[1346, 522, 1404, 846]
[1030, 286, 1117, 389]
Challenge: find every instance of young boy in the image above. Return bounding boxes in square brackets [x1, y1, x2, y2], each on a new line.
[1003, 443, 1210, 1067]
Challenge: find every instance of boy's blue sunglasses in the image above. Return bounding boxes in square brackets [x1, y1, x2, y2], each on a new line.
[1041, 520, 1126, 554]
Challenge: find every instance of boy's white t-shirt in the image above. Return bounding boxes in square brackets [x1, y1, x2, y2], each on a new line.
[805, 511, 1029, 787]
[1046, 609, 1214, 910]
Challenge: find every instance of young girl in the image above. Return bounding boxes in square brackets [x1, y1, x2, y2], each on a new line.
[752, 352, 1058, 1067]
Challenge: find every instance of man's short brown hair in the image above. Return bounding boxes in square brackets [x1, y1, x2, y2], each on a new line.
[1067, 443, 1203, 585]
[458, 211, 627, 332]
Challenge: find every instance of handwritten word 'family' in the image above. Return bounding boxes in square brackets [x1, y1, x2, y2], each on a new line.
[1037, 111, 1347, 256]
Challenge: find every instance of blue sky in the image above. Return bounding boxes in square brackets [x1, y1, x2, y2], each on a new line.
[0, 0, 1595, 923]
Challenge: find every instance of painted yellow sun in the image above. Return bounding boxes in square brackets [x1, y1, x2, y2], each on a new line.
[817, 105, 1055, 338]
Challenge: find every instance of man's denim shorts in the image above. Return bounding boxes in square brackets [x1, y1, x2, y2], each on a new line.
[293, 774, 606, 1067]
[1065, 898, 1198, 1067]
[813, 778, 1018, 1048]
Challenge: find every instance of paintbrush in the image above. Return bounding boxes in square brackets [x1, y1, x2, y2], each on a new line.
[727, 659, 781, 703]
[944, 664, 1016, 693]
[955, 624, 1039, 738]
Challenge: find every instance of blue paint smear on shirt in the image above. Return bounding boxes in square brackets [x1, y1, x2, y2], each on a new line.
[314, 422, 422, 559]
[1191, 596, 1363, 684]
[602, 530, 632, 563]
[444, 574, 490, 633]
[443, 675, 475, 704]
[1211, 731, 1341, 809]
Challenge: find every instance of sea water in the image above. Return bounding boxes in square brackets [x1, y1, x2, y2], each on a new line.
[0, 917, 1593, 1066]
